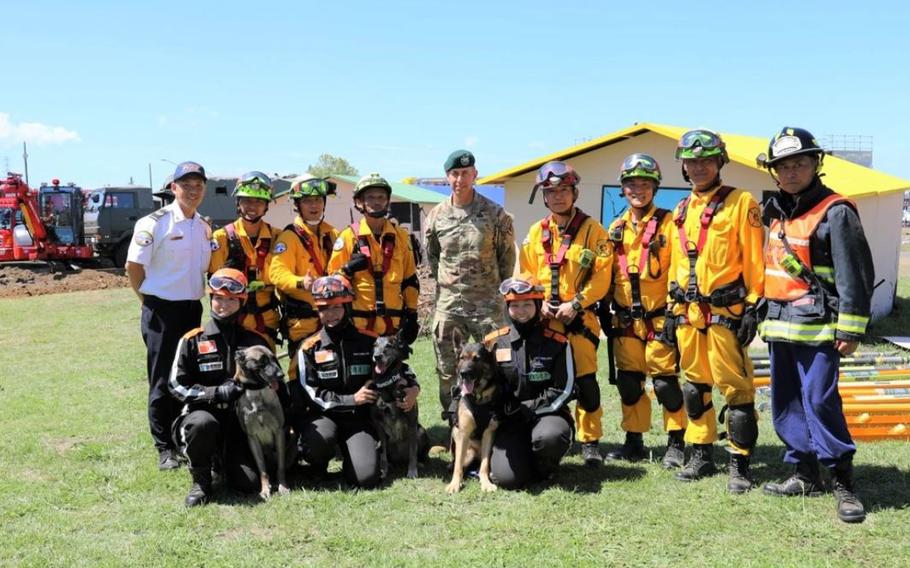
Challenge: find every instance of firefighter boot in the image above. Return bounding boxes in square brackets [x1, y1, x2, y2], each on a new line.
[763, 461, 825, 497]
[185, 467, 212, 508]
[606, 432, 647, 462]
[675, 443, 716, 481]
[581, 442, 603, 467]
[832, 461, 866, 523]
[727, 453, 754, 494]
[661, 429, 686, 470]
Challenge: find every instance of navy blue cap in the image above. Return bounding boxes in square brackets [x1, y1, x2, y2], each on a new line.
[173, 161, 207, 182]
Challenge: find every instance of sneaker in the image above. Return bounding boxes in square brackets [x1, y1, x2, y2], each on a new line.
[675, 443, 716, 482]
[606, 432, 647, 462]
[158, 449, 180, 471]
[581, 442, 603, 468]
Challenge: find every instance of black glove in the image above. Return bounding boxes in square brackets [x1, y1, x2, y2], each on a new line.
[398, 311, 420, 345]
[736, 305, 758, 347]
[503, 398, 535, 423]
[658, 308, 678, 347]
[213, 381, 245, 403]
[342, 252, 370, 277]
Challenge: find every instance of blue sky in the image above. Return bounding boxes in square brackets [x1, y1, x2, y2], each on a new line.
[2, 1, 909, 190]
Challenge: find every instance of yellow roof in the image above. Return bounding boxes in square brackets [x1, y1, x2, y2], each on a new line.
[477, 122, 910, 198]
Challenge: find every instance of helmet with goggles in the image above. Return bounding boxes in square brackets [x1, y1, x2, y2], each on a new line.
[233, 171, 273, 201]
[529, 161, 580, 205]
[757, 127, 825, 169]
[290, 177, 337, 200]
[675, 129, 729, 164]
[209, 268, 249, 301]
[618, 153, 661, 185]
[499, 275, 545, 302]
[311, 275, 354, 307]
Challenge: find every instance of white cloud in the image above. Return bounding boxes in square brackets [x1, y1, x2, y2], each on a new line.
[0, 112, 80, 145]
[465, 136, 478, 148]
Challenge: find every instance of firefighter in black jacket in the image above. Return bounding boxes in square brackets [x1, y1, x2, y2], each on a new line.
[169, 268, 286, 507]
[757, 127, 874, 524]
[487, 275, 578, 489]
[293, 275, 419, 488]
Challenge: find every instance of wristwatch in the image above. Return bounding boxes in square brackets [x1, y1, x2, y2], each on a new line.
[570, 297, 584, 312]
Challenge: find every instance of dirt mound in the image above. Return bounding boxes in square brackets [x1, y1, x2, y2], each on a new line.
[0, 264, 130, 298]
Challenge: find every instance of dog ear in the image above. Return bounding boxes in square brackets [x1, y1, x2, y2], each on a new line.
[234, 349, 246, 364]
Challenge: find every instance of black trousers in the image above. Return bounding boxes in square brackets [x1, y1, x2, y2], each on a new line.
[298, 413, 380, 489]
[141, 295, 203, 452]
[173, 409, 258, 493]
[490, 412, 574, 489]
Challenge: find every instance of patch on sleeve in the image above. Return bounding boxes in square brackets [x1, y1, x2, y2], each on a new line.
[273, 242, 287, 254]
[333, 237, 345, 251]
[748, 207, 762, 228]
[210, 239, 220, 251]
[198, 340, 218, 354]
[133, 230, 154, 247]
[595, 239, 612, 258]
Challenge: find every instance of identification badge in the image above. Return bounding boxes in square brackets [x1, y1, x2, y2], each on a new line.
[199, 361, 224, 372]
[349, 364, 371, 376]
[528, 371, 551, 382]
[318, 370, 339, 380]
[496, 348, 512, 363]
[198, 340, 217, 354]
[315, 349, 336, 363]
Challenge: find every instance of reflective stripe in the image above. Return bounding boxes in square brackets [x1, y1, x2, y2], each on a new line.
[537, 342, 575, 415]
[814, 265, 835, 283]
[837, 313, 869, 335]
[759, 320, 835, 342]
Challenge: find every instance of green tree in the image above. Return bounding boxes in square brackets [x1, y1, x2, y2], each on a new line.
[307, 154, 359, 178]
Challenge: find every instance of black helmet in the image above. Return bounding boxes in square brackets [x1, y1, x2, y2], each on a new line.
[758, 127, 825, 168]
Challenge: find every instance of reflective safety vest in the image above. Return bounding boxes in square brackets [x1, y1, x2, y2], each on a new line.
[764, 193, 851, 302]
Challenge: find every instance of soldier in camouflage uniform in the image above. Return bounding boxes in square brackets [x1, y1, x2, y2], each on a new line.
[425, 150, 516, 418]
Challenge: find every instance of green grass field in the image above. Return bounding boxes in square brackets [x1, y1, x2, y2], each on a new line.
[1, 288, 909, 567]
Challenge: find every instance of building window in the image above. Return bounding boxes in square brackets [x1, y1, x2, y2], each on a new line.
[105, 192, 136, 209]
[215, 186, 228, 195]
[600, 185, 690, 224]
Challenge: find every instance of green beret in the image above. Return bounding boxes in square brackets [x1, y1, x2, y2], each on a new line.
[444, 149, 475, 172]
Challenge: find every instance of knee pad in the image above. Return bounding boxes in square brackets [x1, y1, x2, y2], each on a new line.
[682, 381, 713, 420]
[575, 373, 601, 412]
[726, 403, 759, 450]
[653, 375, 684, 412]
[615, 371, 646, 406]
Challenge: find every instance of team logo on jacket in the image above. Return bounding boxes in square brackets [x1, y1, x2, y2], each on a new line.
[274, 242, 287, 254]
[748, 207, 762, 228]
[595, 239, 612, 258]
[315, 349, 336, 363]
[134, 230, 153, 247]
[333, 237, 345, 251]
[198, 340, 218, 354]
[210, 239, 220, 251]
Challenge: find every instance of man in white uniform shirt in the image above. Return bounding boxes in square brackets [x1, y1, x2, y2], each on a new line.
[126, 161, 213, 470]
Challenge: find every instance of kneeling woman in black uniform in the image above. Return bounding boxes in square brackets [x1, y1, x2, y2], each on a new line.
[487, 275, 578, 489]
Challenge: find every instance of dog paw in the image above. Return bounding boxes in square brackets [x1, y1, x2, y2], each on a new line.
[445, 481, 462, 494]
[259, 488, 272, 500]
[406, 468, 418, 479]
[480, 480, 498, 493]
[278, 484, 291, 496]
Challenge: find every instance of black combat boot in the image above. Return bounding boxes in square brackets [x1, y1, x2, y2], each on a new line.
[727, 453, 754, 494]
[661, 430, 686, 470]
[606, 432, 647, 462]
[185, 467, 212, 508]
[581, 442, 603, 467]
[675, 443, 716, 481]
[832, 460, 866, 523]
[763, 461, 825, 497]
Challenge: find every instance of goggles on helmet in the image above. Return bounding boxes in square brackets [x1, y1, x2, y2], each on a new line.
[209, 274, 247, 295]
[675, 130, 729, 162]
[291, 178, 337, 200]
[535, 161, 580, 189]
[312, 276, 348, 297]
[239, 171, 272, 187]
[234, 171, 273, 201]
[498, 277, 545, 301]
[619, 153, 661, 184]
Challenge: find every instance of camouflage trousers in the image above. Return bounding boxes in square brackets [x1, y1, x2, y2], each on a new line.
[432, 310, 505, 417]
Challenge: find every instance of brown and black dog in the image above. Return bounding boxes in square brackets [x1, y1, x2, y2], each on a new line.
[446, 342, 503, 494]
[370, 334, 429, 480]
[234, 345, 294, 499]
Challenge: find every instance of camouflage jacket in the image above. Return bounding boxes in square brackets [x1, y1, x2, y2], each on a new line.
[425, 192, 516, 317]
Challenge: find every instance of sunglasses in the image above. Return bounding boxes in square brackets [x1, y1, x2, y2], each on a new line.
[209, 275, 246, 294]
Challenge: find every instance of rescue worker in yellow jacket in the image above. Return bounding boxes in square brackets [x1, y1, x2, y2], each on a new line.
[757, 127, 873, 523]
[209, 171, 281, 347]
[519, 161, 611, 467]
[327, 174, 420, 344]
[604, 154, 687, 468]
[662, 129, 764, 493]
[270, 177, 340, 380]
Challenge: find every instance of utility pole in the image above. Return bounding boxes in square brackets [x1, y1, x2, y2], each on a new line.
[22, 142, 29, 186]
[148, 163, 153, 190]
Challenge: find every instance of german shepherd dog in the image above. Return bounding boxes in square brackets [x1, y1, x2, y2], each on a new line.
[234, 345, 294, 499]
[446, 342, 502, 494]
[370, 334, 428, 480]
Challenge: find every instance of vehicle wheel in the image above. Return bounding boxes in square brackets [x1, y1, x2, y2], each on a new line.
[114, 241, 129, 268]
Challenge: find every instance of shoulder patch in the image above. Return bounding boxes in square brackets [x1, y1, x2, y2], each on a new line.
[748, 206, 762, 228]
[302, 334, 322, 351]
[273, 242, 287, 254]
[134, 230, 154, 247]
[595, 239, 612, 258]
[333, 236, 345, 251]
[182, 327, 205, 340]
[210, 239, 220, 251]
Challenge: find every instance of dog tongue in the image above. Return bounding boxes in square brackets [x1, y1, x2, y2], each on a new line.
[461, 380, 475, 396]
[374, 364, 386, 375]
